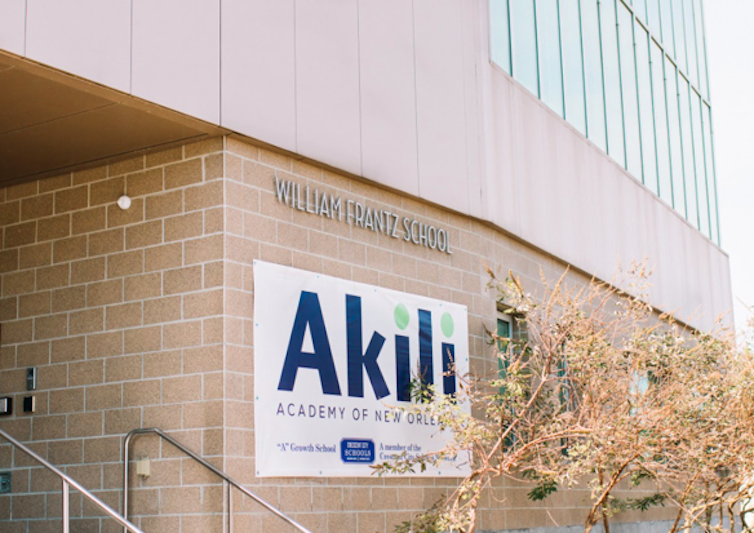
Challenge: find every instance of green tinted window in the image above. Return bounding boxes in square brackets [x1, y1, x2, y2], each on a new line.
[660, 0, 675, 57]
[582, 0, 607, 150]
[651, 41, 673, 205]
[683, 0, 699, 88]
[497, 318, 511, 376]
[536, 0, 564, 117]
[618, 5, 642, 178]
[665, 59, 686, 217]
[678, 76, 698, 229]
[561, 0, 586, 135]
[487, 0, 717, 239]
[647, 0, 662, 37]
[634, 0, 647, 22]
[693, 0, 709, 99]
[672, 0, 687, 71]
[702, 104, 719, 244]
[601, 0, 626, 167]
[497, 317, 515, 445]
[497, 318, 511, 349]
[690, 90, 710, 238]
[636, 24, 657, 193]
[490, 0, 511, 73]
[511, 0, 539, 96]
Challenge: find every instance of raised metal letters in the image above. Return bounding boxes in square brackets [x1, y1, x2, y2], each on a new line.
[273, 176, 452, 254]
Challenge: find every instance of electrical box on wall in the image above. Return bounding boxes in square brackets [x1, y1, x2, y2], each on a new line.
[23, 396, 35, 414]
[0, 397, 11, 416]
[136, 458, 151, 478]
[26, 368, 37, 391]
[0, 472, 10, 494]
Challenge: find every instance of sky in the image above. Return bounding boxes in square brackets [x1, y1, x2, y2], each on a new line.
[705, 1, 754, 332]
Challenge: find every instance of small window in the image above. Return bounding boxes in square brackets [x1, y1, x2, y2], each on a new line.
[496, 308, 526, 371]
[497, 313, 512, 351]
[630, 371, 651, 416]
[495, 307, 528, 382]
[496, 312, 513, 392]
[496, 309, 519, 448]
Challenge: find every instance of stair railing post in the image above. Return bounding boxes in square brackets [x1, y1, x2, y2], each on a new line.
[227, 481, 233, 533]
[223, 479, 227, 533]
[124, 428, 314, 533]
[62, 479, 70, 533]
[123, 430, 134, 533]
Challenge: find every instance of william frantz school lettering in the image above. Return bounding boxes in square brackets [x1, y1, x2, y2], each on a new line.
[274, 176, 453, 254]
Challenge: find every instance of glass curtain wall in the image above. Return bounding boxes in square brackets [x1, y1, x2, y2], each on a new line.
[489, 0, 720, 245]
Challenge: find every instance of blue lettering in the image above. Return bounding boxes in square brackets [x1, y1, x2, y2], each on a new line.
[395, 335, 411, 402]
[346, 295, 389, 399]
[419, 309, 434, 397]
[277, 291, 342, 395]
[442, 343, 456, 396]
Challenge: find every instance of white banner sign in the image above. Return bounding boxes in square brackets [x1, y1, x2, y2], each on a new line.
[253, 261, 470, 477]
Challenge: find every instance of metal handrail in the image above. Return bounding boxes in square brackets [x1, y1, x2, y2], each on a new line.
[0, 428, 145, 533]
[123, 427, 314, 533]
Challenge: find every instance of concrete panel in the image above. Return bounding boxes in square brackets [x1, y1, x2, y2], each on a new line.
[617, 171, 642, 268]
[664, 208, 686, 315]
[682, 224, 703, 322]
[652, 203, 674, 313]
[596, 155, 623, 278]
[706, 246, 722, 325]
[414, 0, 468, 213]
[295, 0, 361, 175]
[132, 0, 220, 124]
[711, 247, 732, 325]
[489, 72, 520, 237]
[0, 0, 26, 56]
[26, 0, 131, 92]
[572, 149, 598, 275]
[694, 232, 714, 325]
[585, 155, 608, 275]
[544, 110, 584, 265]
[560, 127, 593, 272]
[461, 0, 483, 216]
[221, 0, 296, 152]
[358, 0, 418, 195]
[512, 88, 549, 251]
[642, 193, 663, 309]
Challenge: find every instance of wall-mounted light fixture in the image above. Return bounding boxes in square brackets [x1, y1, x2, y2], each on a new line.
[117, 195, 132, 210]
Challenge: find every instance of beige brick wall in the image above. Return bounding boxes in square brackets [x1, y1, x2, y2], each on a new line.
[219, 137, 672, 533]
[0, 139, 229, 532]
[0, 136, 671, 533]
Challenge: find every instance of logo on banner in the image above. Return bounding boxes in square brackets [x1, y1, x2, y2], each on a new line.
[341, 439, 375, 463]
[277, 292, 458, 402]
